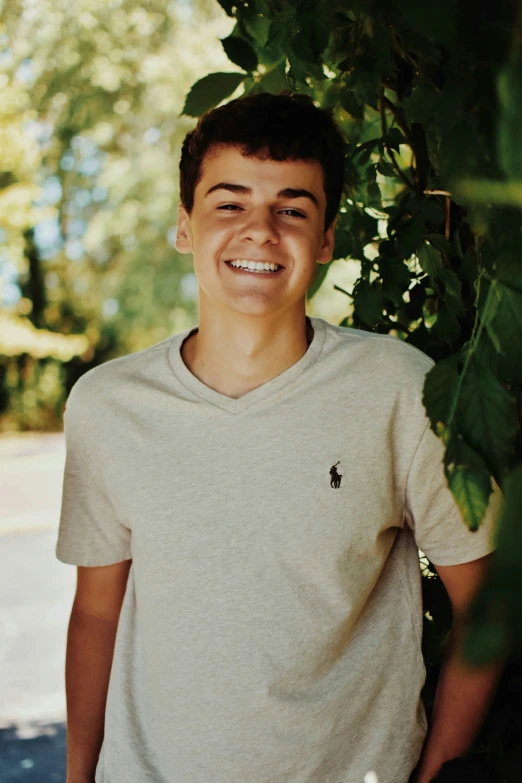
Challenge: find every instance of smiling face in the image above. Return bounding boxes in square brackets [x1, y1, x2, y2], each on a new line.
[175, 143, 336, 321]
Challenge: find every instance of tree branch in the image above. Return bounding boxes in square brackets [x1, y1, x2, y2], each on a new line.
[379, 92, 415, 190]
[381, 94, 411, 138]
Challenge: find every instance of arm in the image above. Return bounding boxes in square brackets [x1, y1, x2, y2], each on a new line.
[65, 560, 132, 783]
[412, 553, 508, 783]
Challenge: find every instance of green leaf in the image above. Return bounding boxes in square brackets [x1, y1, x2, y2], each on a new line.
[285, 49, 309, 86]
[354, 147, 374, 167]
[349, 55, 381, 110]
[426, 233, 452, 256]
[458, 360, 518, 480]
[181, 72, 246, 117]
[405, 321, 432, 353]
[290, 9, 330, 65]
[496, 252, 522, 296]
[473, 329, 508, 379]
[241, 1, 272, 48]
[286, 50, 326, 84]
[353, 138, 382, 155]
[484, 278, 522, 366]
[351, 207, 379, 247]
[340, 89, 365, 120]
[366, 177, 382, 210]
[383, 127, 408, 151]
[353, 280, 385, 327]
[396, 214, 424, 258]
[422, 353, 462, 433]
[333, 228, 354, 260]
[337, 56, 352, 72]
[220, 35, 258, 72]
[438, 267, 462, 303]
[376, 158, 396, 178]
[444, 435, 494, 531]
[379, 255, 411, 305]
[478, 277, 502, 354]
[266, 6, 299, 49]
[460, 248, 479, 289]
[418, 240, 444, 277]
[247, 60, 288, 95]
[432, 306, 461, 344]
[352, 138, 381, 167]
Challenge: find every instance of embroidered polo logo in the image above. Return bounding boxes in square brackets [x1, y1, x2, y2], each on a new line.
[329, 462, 343, 488]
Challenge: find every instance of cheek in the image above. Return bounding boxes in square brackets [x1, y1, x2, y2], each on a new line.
[203, 213, 234, 237]
[289, 229, 320, 258]
[191, 219, 228, 255]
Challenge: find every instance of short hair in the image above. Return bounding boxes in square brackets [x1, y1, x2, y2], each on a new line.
[179, 90, 347, 232]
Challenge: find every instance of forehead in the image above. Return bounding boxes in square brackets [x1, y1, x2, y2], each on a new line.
[196, 144, 325, 201]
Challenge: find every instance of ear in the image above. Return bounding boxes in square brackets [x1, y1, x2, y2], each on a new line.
[316, 215, 337, 265]
[175, 203, 193, 254]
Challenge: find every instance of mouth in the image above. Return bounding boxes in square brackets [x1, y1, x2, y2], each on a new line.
[224, 260, 285, 277]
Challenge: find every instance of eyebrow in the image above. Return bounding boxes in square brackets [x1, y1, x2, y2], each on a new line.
[204, 182, 319, 210]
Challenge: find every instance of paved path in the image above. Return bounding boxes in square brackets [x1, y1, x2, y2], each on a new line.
[0, 433, 66, 536]
[0, 433, 75, 782]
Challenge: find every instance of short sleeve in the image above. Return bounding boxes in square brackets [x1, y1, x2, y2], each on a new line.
[56, 377, 132, 567]
[404, 422, 503, 566]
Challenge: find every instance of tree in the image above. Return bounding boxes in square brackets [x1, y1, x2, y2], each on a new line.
[181, 1, 522, 778]
[0, 0, 235, 429]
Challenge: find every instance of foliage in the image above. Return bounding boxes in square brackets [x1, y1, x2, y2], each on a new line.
[182, 0, 522, 778]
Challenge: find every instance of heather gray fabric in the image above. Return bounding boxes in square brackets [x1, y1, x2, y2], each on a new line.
[56, 315, 501, 783]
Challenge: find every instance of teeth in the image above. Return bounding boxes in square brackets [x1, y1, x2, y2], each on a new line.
[229, 259, 280, 272]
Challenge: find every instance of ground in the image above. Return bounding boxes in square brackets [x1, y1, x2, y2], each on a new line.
[0, 433, 73, 782]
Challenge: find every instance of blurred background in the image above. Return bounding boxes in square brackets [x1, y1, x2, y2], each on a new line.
[0, 1, 363, 780]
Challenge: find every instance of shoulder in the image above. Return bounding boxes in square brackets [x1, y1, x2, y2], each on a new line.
[64, 335, 173, 419]
[321, 318, 435, 381]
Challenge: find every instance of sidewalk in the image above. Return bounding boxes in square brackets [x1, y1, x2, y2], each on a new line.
[0, 433, 74, 782]
[0, 432, 66, 536]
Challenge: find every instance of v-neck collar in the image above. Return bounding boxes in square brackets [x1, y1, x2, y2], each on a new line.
[167, 316, 327, 414]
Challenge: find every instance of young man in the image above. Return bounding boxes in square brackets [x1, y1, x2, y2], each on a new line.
[57, 92, 502, 783]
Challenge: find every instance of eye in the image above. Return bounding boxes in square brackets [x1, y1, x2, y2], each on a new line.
[280, 209, 306, 218]
[217, 205, 305, 218]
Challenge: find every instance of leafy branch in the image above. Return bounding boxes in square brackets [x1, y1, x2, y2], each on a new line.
[379, 91, 415, 190]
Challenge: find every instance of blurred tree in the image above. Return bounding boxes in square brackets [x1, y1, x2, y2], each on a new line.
[0, 0, 236, 429]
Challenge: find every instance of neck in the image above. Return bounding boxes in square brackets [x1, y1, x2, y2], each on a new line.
[181, 313, 314, 400]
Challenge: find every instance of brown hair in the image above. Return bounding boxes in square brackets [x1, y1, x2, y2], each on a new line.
[179, 90, 347, 231]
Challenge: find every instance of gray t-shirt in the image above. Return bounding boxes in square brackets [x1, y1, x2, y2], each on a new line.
[56, 316, 501, 783]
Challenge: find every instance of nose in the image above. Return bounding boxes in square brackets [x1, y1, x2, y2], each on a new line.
[238, 206, 280, 246]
